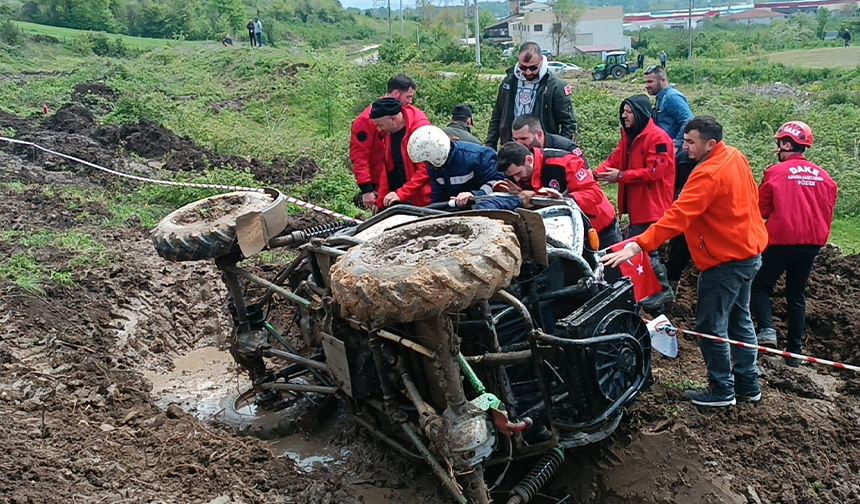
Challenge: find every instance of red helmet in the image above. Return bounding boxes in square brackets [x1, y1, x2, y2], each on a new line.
[774, 121, 813, 148]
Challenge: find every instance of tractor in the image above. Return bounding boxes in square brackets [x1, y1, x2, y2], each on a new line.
[592, 51, 631, 81]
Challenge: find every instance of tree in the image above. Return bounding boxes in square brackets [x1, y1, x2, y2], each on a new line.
[208, 0, 245, 32]
[548, 0, 583, 56]
[816, 7, 829, 40]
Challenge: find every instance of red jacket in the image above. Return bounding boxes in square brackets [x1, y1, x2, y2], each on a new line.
[376, 105, 432, 207]
[596, 120, 675, 225]
[529, 148, 616, 232]
[349, 104, 387, 192]
[759, 154, 837, 247]
[636, 142, 768, 271]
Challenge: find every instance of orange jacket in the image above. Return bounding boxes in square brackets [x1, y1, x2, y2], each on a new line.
[636, 141, 768, 271]
[375, 105, 432, 207]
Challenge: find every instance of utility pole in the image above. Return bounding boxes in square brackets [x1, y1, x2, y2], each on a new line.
[687, 0, 693, 60]
[388, 0, 392, 42]
[474, 0, 482, 66]
[465, 0, 470, 43]
[400, 0, 404, 36]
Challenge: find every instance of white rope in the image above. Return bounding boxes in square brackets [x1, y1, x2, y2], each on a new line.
[0, 135, 364, 224]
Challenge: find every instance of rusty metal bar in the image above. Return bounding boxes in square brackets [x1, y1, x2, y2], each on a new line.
[377, 329, 437, 360]
[463, 349, 532, 366]
[262, 348, 329, 372]
[223, 265, 311, 307]
[258, 382, 337, 394]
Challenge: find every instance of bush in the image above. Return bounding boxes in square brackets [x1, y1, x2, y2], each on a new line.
[0, 18, 22, 46]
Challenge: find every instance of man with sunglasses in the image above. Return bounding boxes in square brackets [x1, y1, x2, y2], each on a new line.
[486, 42, 577, 149]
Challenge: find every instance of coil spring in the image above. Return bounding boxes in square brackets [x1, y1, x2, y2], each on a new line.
[304, 221, 350, 238]
[506, 447, 565, 504]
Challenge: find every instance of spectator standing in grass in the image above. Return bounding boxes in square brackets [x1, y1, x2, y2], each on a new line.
[247, 20, 256, 47]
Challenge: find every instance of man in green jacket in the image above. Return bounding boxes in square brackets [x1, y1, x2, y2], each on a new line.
[442, 104, 482, 145]
[486, 42, 577, 149]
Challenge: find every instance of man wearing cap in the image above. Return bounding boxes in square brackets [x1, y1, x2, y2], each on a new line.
[442, 104, 482, 145]
[350, 74, 420, 209]
[371, 97, 433, 209]
[486, 41, 577, 149]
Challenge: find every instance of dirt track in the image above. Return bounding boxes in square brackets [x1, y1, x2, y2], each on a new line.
[1, 104, 859, 504]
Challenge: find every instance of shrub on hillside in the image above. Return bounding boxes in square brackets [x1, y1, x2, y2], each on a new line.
[0, 18, 22, 46]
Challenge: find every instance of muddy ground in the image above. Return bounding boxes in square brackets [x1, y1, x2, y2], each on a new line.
[1, 101, 859, 504]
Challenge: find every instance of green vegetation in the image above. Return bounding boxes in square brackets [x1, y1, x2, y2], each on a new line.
[0, 230, 113, 292]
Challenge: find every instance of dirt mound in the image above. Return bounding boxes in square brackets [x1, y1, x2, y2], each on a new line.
[254, 156, 320, 186]
[737, 82, 812, 99]
[45, 103, 98, 134]
[208, 99, 245, 114]
[72, 82, 117, 102]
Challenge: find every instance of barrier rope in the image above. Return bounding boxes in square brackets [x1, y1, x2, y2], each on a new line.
[654, 320, 860, 373]
[0, 136, 363, 224]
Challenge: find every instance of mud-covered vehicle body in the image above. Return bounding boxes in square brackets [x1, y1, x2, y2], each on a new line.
[152, 190, 652, 503]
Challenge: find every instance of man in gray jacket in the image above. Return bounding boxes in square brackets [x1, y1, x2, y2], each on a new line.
[486, 42, 577, 149]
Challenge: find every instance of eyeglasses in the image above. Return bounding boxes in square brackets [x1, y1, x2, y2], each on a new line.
[644, 65, 660, 74]
[519, 64, 540, 72]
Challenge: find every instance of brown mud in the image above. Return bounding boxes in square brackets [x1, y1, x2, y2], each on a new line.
[1, 103, 859, 504]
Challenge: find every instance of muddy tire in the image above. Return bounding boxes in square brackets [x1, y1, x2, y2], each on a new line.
[219, 388, 303, 440]
[331, 217, 522, 324]
[152, 191, 280, 262]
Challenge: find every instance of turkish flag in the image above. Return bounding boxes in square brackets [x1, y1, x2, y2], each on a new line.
[609, 238, 661, 302]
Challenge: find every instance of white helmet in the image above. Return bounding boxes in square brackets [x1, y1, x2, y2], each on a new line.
[407, 125, 451, 168]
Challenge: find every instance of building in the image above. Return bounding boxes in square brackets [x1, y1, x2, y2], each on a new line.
[723, 7, 788, 24]
[492, 3, 628, 55]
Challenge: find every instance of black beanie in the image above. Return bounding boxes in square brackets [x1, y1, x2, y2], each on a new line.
[370, 97, 402, 119]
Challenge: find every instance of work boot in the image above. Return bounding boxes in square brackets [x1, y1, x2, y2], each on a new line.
[685, 381, 736, 407]
[756, 328, 778, 348]
[640, 260, 675, 312]
[784, 349, 802, 368]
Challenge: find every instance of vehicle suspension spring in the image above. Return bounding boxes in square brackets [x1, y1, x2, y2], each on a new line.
[305, 221, 350, 237]
[506, 447, 565, 504]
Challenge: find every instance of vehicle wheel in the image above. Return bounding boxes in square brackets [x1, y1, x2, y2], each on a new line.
[152, 190, 283, 262]
[611, 67, 626, 79]
[592, 71, 605, 81]
[218, 387, 301, 440]
[592, 310, 651, 401]
[330, 216, 522, 324]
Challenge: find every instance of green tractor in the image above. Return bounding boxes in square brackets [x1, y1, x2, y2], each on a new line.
[592, 51, 631, 81]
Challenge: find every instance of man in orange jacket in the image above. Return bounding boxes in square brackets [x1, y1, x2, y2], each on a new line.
[370, 97, 432, 209]
[602, 116, 768, 407]
[350, 74, 417, 209]
[596, 94, 676, 310]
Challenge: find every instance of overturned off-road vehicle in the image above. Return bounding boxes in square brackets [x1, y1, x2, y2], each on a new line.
[152, 189, 652, 504]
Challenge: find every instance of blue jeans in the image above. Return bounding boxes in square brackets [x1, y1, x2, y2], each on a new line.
[696, 255, 762, 396]
[256, 32, 264, 46]
[475, 195, 522, 211]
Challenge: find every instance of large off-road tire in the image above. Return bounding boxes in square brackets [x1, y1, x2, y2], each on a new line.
[152, 191, 280, 262]
[592, 71, 605, 81]
[331, 216, 522, 324]
[611, 66, 626, 79]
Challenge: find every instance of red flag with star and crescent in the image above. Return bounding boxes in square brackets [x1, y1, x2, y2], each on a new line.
[609, 238, 661, 302]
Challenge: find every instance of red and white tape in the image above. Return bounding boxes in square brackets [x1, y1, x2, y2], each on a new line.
[655, 321, 860, 373]
[0, 136, 363, 225]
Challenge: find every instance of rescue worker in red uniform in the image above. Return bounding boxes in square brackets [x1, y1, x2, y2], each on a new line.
[751, 121, 838, 366]
[350, 74, 417, 209]
[369, 97, 432, 209]
[495, 142, 619, 249]
[595, 94, 676, 310]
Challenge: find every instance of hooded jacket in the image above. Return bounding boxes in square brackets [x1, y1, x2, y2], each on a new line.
[375, 105, 433, 207]
[759, 153, 838, 246]
[636, 141, 768, 271]
[486, 57, 577, 149]
[596, 94, 675, 225]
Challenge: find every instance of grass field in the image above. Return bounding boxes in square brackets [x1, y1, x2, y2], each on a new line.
[12, 21, 208, 49]
[767, 46, 860, 69]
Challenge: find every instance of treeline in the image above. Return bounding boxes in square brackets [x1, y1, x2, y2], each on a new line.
[634, 10, 860, 60]
[6, 0, 379, 44]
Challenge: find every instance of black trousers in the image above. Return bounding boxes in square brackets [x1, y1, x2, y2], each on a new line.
[749, 245, 820, 353]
